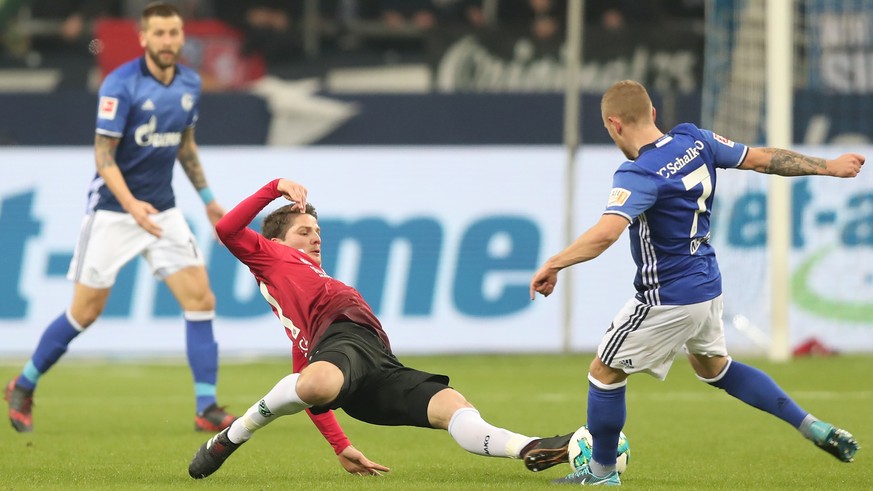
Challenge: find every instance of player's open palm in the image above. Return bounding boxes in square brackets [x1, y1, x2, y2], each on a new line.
[337, 445, 390, 476]
[276, 179, 308, 212]
[828, 153, 865, 178]
[126, 199, 162, 237]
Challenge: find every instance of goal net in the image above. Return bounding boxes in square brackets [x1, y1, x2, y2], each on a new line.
[704, 0, 872, 145]
[702, 0, 873, 356]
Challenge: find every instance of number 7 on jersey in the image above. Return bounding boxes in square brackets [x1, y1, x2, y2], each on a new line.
[680, 164, 713, 238]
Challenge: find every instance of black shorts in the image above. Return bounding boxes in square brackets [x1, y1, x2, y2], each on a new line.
[308, 322, 450, 428]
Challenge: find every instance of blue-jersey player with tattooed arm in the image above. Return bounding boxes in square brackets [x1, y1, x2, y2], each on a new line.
[526, 80, 863, 485]
[5, 2, 235, 433]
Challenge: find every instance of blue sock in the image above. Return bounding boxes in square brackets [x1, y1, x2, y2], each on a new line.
[587, 382, 627, 468]
[18, 312, 82, 391]
[185, 314, 219, 414]
[708, 360, 807, 428]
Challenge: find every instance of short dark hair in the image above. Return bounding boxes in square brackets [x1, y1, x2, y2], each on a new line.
[141, 2, 183, 27]
[262, 203, 318, 240]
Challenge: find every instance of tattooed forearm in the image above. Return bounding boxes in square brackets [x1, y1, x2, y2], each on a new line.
[177, 128, 208, 189]
[178, 149, 207, 189]
[94, 135, 119, 171]
[762, 148, 827, 176]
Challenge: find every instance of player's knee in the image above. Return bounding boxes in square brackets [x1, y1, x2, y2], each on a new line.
[197, 290, 216, 310]
[689, 354, 729, 381]
[427, 389, 473, 429]
[182, 289, 215, 311]
[296, 363, 343, 405]
[69, 305, 101, 328]
[589, 357, 626, 385]
[70, 285, 110, 327]
[437, 389, 472, 412]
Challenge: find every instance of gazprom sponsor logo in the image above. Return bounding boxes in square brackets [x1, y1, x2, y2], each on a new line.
[657, 140, 704, 178]
[134, 116, 182, 148]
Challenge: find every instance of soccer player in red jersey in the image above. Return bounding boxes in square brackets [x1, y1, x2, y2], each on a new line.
[188, 178, 571, 478]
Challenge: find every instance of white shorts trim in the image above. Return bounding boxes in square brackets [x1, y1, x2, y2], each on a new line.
[596, 296, 728, 380]
[695, 356, 733, 383]
[67, 208, 205, 288]
[587, 373, 628, 390]
[184, 310, 216, 321]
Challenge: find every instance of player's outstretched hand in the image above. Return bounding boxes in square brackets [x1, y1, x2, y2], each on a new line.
[276, 179, 308, 212]
[126, 199, 162, 237]
[530, 264, 559, 300]
[827, 153, 865, 178]
[337, 445, 390, 476]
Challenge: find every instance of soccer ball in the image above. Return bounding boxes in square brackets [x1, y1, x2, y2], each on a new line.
[567, 425, 631, 474]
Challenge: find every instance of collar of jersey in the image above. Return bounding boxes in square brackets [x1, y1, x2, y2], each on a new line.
[638, 133, 673, 157]
[139, 56, 177, 86]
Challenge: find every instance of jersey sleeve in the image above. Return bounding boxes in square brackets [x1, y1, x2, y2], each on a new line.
[95, 73, 131, 138]
[604, 164, 659, 222]
[291, 337, 352, 455]
[305, 409, 353, 455]
[699, 129, 749, 169]
[215, 179, 282, 274]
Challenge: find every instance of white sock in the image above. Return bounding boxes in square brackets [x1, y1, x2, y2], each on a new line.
[447, 407, 534, 458]
[227, 373, 311, 443]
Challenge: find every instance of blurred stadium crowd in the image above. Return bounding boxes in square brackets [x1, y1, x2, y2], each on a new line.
[0, 0, 704, 91]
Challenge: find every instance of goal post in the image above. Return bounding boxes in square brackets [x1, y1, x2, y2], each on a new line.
[766, 0, 793, 362]
[704, 0, 873, 360]
[704, 0, 797, 361]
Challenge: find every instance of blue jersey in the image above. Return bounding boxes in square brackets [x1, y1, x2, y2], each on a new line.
[90, 57, 201, 213]
[604, 123, 749, 305]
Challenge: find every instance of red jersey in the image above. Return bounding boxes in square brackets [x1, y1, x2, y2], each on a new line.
[216, 179, 391, 456]
[216, 180, 390, 354]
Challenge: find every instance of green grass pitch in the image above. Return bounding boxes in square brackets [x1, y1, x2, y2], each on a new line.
[1, 354, 870, 490]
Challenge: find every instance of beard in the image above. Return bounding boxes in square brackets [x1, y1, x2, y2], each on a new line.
[146, 46, 180, 70]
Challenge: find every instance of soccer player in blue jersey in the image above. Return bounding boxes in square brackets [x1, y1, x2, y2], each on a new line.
[527, 80, 863, 485]
[4, 2, 235, 433]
